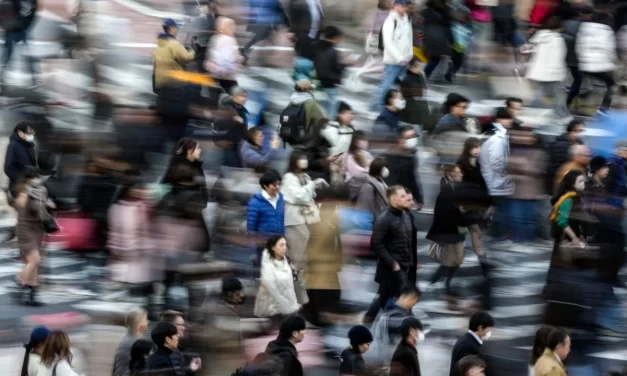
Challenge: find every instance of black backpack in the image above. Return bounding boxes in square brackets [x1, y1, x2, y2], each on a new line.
[378, 19, 398, 52]
[279, 102, 308, 145]
[232, 352, 283, 376]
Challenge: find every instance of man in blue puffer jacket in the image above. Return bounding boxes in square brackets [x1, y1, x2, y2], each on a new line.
[247, 170, 285, 238]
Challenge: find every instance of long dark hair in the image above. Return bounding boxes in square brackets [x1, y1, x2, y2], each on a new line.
[348, 130, 367, 155]
[530, 325, 555, 366]
[129, 339, 154, 374]
[551, 169, 584, 205]
[265, 235, 285, 259]
[457, 137, 481, 170]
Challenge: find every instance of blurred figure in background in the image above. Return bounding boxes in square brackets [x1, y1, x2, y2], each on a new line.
[350, 0, 392, 86]
[254, 235, 300, 320]
[421, 0, 454, 80]
[205, 17, 243, 93]
[304, 119, 339, 181]
[112, 307, 149, 376]
[20, 326, 49, 376]
[240, 127, 282, 173]
[545, 120, 584, 195]
[0, 0, 39, 88]
[15, 166, 54, 306]
[374, 89, 405, 133]
[323, 101, 356, 156]
[457, 355, 486, 376]
[344, 131, 373, 199]
[162, 138, 208, 203]
[315, 25, 348, 119]
[289, 0, 324, 82]
[264, 315, 306, 376]
[153, 18, 195, 93]
[553, 144, 590, 195]
[243, 0, 291, 65]
[356, 157, 390, 220]
[281, 79, 327, 149]
[217, 87, 250, 167]
[381, 125, 423, 209]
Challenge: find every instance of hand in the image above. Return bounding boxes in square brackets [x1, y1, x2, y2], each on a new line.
[46, 199, 56, 209]
[314, 178, 329, 188]
[190, 358, 202, 371]
[392, 262, 400, 272]
[570, 238, 585, 248]
[270, 135, 281, 149]
[327, 154, 341, 162]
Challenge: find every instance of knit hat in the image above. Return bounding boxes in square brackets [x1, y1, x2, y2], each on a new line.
[222, 275, 243, 293]
[590, 156, 610, 174]
[337, 101, 352, 114]
[28, 326, 50, 347]
[348, 325, 373, 346]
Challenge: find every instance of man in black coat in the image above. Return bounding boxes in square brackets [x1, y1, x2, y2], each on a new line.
[448, 311, 494, 376]
[545, 120, 584, 194]
[264, 315, 306, 376]
[4, 121, 36, 196]
[390, 317, 424, 376]
[381, 125, 424, 209]
[371, 184, 417, 308]
[314, 25, 346, 119]
[145, 322, 201, 376]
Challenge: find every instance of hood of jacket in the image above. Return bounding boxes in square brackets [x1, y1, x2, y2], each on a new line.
[290, 91, 315, 105]
[265, 338, 298, 359]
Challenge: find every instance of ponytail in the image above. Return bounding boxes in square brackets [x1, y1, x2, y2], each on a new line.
[20, 343, 33, 376]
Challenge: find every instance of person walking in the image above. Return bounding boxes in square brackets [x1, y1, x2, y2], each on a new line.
[129, 339, 154, 375]
[390, 317, 424, 376]
[205, 17, 242, 93]
[20, 326, 49, 376]
[264, 315, 306, 376]
[339, 325, 374, 376]
[145, 322, 201, 375]
[243, 0, 290, 65]
[448, 312, 494, 376]
[369, 0, 413, 113]
[315, 26, 348, 119]
[153, 18, 195, 93]
[534, 328, 570, 376]
[33, 331, 80, 376]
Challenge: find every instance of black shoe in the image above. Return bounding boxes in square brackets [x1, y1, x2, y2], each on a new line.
[444, 71, 454, 83]
[25, 286, 43, 307]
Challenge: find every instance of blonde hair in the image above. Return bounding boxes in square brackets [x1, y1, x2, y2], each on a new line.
[126, 307, 147, 331]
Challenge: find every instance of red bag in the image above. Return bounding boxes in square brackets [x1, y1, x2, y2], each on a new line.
[43, 213, 99, 251]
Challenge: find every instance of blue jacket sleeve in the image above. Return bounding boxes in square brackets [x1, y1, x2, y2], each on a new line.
[247, 199, 260, 233]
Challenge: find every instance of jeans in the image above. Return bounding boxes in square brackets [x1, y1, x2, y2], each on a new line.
[243, 24, 274, 56]
[491, 196, 513, 240]
[370, 63, 407, 112]
[566, 65, 583, 106]
[531, 80, 570, 118]
[1, 30, 38, 84]
[587, 71, 615, 110]
[323, 87, 339, 119]
[509, 199, 539, 242]
[424, 52, 464, 79]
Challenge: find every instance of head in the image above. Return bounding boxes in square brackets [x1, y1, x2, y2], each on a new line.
[221, 274, 245, 305]
[126, 307, 149, 337]
[349, 131, 368, 154]
[557, 169, 586, 194]
[547, 328, 571, 361]
[216, 16, 235, 36]
[28, 326, 50, 353]
[393, 0, 409, 16]
[161, 310, 185, 338]
[505, 97, 523, 119]
[288, 151, 309, 173]
[247, 127, 264, 147]
[163, 18, 179, 36]
[369, 157, 389, 179]
[295, 79, 314, 94]
[348, 325, 373, 354]
[397, 125, 418, 150]
[14, 121, 35, 143]
[400, 317, 424, 344]
[590, 156, 610, 180]
[468, 311, 495, 340]
[231, 86, 248, 106]
[278, 315, 307, 344]
[541, 15, 562, 31]
[531, 325, 555, 366]
[387, 185, 411, 210]
[443, 164, 463, 183]
[151, 322, 179, 350]
[494, 107, 513, 128]
[457, 355, 487, 376]
[566, 120, 585, 142]
[444, 93, 469, 117]
[40, 331, 73, 367]
[461, 137, 482, 160]
[323, 25, 343, 44]
[396, 284, 421, 310]
[408, 57, 422, 74]
[404, 188, 414, 207]
[175, 138, 201, 161]
[129, 339, 154, 372]
[336, 101, 354, 125]
[266, 235, 287, 259]
[384, 89, 405, 111]
[569, 144, 591, 166]
[259, 170, 282, 197]
[615, 140, 627, 160]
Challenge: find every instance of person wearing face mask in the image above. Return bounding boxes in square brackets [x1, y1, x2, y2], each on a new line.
[374, 89, 406, 133]
[356, 157, 390, 221]
[5, 121, 37, 199]
[339, 325, 374, 376]
[380, 126, 424, 210]
[390, 317, 424, 376]
[14, 166, 55, 306]
[433, 93, 470, 136]
[448, 311, 494, 376]
[321, 101, 356, 156]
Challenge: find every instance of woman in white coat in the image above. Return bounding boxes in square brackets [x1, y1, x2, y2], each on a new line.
[32, 331, 80, 376]
[526, 16, 570, 120]
[281, 151, 328, 275]
[254, 235, 300, 320]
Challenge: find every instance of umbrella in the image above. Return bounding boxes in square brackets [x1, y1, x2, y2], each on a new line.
[581, 111, 627, 158]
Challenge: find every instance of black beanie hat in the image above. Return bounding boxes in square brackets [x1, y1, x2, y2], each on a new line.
[348, 325, 373, 346]
[337, 101, 352, 114]
[222, 275, 243, 293]
[590, 156, 609, 174]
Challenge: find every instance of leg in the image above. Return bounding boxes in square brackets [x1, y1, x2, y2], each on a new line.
[430, 264, 449, 284]
[370, 64, 404, 112]
[468, 224, 483, 256]
[19, 250, 42, 287]
[548, 81, 571, 118]
[285, 224, 310, 274]
[324, 87, 339, 120]
[20, 32, 39, 85]
[0, 31, 17, 82]
[423, 56, 442, 79]
[567, 66, 583, 106]
[243, 25, 273, 58]
[598, 72, 615, 110]
[530, 81, 548, 109]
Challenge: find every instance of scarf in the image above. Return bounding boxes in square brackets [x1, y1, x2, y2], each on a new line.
[549, 191, 577, 222]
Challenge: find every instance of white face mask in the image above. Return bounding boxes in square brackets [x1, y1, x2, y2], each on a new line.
[25, 134, 34, 142]
[417, 331, 425, 342]
[404, 137, 418, 149]
[381, 167, 389, 178]
[394, 99, 406, 110]
[297, 159, 308, 170]
[482, 331, 492, 340]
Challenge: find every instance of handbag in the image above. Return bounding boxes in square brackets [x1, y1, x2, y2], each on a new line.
[556, 240, 600, 267]
[365, 13, 382, 55]
[428, 242, 442, 262]
[287, 257, 309, 305]
[38, 196, 59, 234]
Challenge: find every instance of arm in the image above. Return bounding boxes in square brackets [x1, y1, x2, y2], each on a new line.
[241, 145, 276, 167]
[246, 200, 260, 233]
[172, 41, 196, 65]
[370, 216, 397, 269]
[382, 18, 404, 63]
[281, 173, 316, 205]
[356, 184, 377, 216]
[556, 198, 578, 241]
[488, 140, 507, 175]
[412, 154, 424, 204]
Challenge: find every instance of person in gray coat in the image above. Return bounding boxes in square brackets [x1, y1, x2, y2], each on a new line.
[356, 157, 390, 222]
[112, 307, 149, 376]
